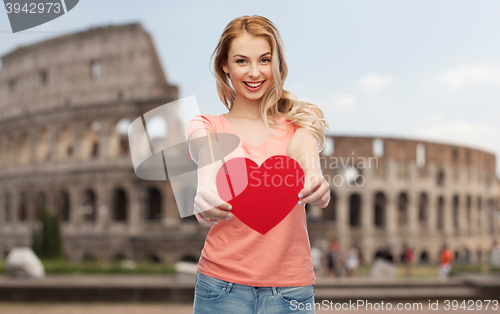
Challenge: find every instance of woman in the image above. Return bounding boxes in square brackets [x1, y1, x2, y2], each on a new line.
[186, 15, 330, 313]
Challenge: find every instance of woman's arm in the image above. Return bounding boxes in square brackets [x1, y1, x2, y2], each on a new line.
[287, 128, 331, 208]
[187, 129, 232, 225]
[287, 128, 321, 175]
[188, 129, 225, 187]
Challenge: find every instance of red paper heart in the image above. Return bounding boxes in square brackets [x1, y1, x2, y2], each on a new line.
[216, 155, 305, 234]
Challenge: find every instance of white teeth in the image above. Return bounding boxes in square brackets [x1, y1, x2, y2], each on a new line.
[245, 81, 263, 88]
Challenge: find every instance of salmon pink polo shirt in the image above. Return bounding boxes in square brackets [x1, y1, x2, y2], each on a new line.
[185, 113, 316, 287]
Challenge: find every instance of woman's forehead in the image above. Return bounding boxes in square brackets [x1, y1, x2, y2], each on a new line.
[229, 34, 271, 57]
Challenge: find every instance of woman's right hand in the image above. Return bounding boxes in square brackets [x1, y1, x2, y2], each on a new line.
[193, 184, 233, 226]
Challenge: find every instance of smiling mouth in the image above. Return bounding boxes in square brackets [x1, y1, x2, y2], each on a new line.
[244, 81, 264, 88]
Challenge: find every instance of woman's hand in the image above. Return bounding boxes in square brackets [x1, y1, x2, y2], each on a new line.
[193, 184, 233, 226]
[297, 171, 331, 208]
[287, 127, 330, 208]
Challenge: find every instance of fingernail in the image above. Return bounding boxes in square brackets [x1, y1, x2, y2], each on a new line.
[298, 193, 303, 198]
[227, 205, 232, 210]
[298, 201, 303, 205]
[225, 213, 232, 220]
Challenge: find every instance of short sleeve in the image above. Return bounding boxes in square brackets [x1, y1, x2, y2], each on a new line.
[185, 114, 215, 161]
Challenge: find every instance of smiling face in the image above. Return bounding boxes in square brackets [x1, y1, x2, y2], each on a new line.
[222, 32, 273, 102]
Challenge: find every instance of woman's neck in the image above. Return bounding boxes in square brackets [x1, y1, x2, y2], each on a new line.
[227, 93, 261, 120]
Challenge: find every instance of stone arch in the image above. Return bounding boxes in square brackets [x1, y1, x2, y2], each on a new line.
[82, 121, 101, 159]
[488, 198, 495, 234]
[322, 190, 336, 220]
[372, 138, 384, 157]
[82, 189, 97, 222]
[4, 192, 11, 222]
[90, 59, 101, 78]
[349, 193, 361, 227]
[112, 252, 127, 263]
[416, 143, 426, 167]
[58, 125, 74, 159]
[146, 187, 162, 221]
[112, 188, 128, 222]
[345, 166, 363, 186]
[35, 191, 47, 221]
[477, 196, 482, 229]
[55, 190, 70, 222]
[436, 169, 445, 186]
[374, 192, 386, 228]
[181, 187, 197, 220]
[6, 137, 16, 166]
[19, 191, 27, 222]
[111, 118, 131, 157]
[466, 195, 472, 230]
[19, 132, 30, 164]
[40, 69, 48, 85]
[82, 252, 97, 262]
[36, 128, 50, 163]
[358, 250, 365, 265]
[437, 196, 445, 230]
[179, 254, 199, 263]
[453, 195, 460, 230]
[397, 192, 409, 226]
[145, 253, 161, 264]
[418, 192, 428, 228]
[419, 250, 429, 263]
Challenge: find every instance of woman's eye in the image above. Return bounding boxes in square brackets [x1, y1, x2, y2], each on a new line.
[236, 59, 246, 64]
[261, 58, 271, 63]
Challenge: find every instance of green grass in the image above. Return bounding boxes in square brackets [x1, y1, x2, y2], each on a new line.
[2, 259, 498, 277]
[358, 263, 497, 279]
[0, 259, 175, 275]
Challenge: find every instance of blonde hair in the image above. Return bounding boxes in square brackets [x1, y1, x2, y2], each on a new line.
[210, 15, 329, 152]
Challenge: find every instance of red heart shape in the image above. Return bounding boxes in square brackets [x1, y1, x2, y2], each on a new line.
[216, 155, 305, 234]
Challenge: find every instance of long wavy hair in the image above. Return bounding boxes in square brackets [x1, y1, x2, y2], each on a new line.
[210, 15, 329, 152]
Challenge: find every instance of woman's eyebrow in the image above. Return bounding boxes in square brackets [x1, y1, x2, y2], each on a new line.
[233, 52, 271, 58]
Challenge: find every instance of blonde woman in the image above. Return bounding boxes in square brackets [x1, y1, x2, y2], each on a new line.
[186, 15, 330, 313]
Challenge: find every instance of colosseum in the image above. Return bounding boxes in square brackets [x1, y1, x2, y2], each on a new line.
[0, 23, 499, 266]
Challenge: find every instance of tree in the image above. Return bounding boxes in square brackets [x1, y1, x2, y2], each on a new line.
[32, 207, 64, 260]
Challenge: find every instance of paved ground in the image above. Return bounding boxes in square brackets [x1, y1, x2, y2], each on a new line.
[0, 274, 498, 313]
[1, 301, 499, 314]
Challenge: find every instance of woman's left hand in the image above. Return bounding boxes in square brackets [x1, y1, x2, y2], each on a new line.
[297, 171, 331, 208]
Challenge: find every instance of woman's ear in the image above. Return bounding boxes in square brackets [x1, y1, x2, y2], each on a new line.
[222, 64, 229, 74]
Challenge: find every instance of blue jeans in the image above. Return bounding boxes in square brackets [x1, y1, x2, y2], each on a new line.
[193, 271, 316, 314]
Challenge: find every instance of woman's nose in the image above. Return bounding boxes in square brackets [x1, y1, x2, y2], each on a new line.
[248, 64, 260, 78]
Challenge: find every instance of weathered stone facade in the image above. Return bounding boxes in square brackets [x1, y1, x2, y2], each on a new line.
[0, 23, 499, 266]
[309, 137, 500, 265]
[0, 23, 202, 264]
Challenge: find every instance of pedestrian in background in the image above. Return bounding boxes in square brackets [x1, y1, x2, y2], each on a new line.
[490, 241, 500, 269]
[439, 244, 454, 281]
[402, 244, 414, 278]
[345, 244, 359, 278]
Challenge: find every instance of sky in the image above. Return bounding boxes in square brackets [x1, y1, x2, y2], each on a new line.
[1, 0, 499, 178]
